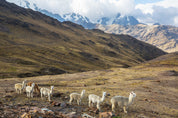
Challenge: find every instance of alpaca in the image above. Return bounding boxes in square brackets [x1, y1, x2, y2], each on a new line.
[40, 86, 54, 101]
[88, 92, 107, 111]
[14, 80, 26, 94]
[26, 82, 40, 94]
[110, 91, 136, 113]
[69, 90, 85, 105]
[26, 83, 35, 98]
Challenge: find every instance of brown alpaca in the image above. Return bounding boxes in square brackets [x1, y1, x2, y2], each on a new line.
[26, 82, 40, 94]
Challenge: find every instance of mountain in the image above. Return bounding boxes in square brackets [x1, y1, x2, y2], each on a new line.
[0, 0, 166, 78]
[96, 24, 178, 52]
[62, 13, 96, 29]
[97, 13, 139, 26]
[6, 0, 139, 28]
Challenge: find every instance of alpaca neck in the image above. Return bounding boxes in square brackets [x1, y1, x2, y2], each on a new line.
[50, 88, 53, 94]
[22, 82, 26, 90]
[100, 94, 105, 102]
[81, 91, 85, 98]
[128, 95, 134, 105]
[31, 85, 35, 92]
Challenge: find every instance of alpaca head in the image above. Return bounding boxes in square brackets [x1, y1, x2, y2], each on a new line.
[129, 91, 136, 98]
[81, 90, 85, 97]
[51, 86, 54, 90]
[32, 83, 35, 88]
[82, 90, 85, 94]
[23, 80, 27, 83]
[101, 92, 107, 101]
[103, 92, 107, 97]
[22, 80, 27, 89]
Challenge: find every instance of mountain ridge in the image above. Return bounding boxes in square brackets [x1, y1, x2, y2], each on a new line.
[0, 0, 166, 78]
[6, 0, 140, 28]
[96, 24, 178, 52]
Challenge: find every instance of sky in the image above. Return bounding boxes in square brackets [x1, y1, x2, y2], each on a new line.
[7, 0, 178, 26]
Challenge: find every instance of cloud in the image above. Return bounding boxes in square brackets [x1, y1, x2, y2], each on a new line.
[135, 0, 178, 26]
[6, 0, 178, 26]
[7, 0, 135, 22]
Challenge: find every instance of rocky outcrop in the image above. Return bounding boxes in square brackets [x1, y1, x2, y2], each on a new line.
[97, 24, 178, 52]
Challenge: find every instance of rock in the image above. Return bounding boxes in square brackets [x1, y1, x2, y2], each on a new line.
[137, 114, 149, 118]
[53, 92, 63, 97]
[30, 107, 41, 113]
[82, 113, 95, 118]
[94, 109, 99, 114]
[60, 102, 67, 108]
[88, 108, 99, 114]
[21, 112, 31, 118]
[59, 112, 80, 118]
[41, 108, 54, 114]
[99, 112, 113, 118]
[3, 95, 12, 98]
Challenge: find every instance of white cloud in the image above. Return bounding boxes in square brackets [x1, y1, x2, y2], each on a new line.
[7, 0, 135, 22]
[174, 16, 178, 26]
[135, 0, 178, 26]
[6, 0, 178, 26]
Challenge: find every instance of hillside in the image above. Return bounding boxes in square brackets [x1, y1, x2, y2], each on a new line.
[0, 0, 166, 78]
[0, 53, 177, 117]
[141, 52, 178, 67]
[97, 24, 178, 52]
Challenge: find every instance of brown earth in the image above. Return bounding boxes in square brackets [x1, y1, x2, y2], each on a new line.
[0, 65, 177, 118]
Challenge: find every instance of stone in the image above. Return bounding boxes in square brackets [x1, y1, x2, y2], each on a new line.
[99, 112, 113, 118]
[60, 102, 67, 108]
[29, 107, 41, 113]
[59, 112, 80, 118]
[41, 108, 54, 114]
[21, 112, 31, 118]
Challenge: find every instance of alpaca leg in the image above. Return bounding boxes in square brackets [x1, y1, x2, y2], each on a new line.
[112, 104, 116, 112]
[69, 97, 73, 105]
[41, 93, 43, 100]
[48, 94, 51, 101]
[97, 103, 100, 111]
[77, 99, 81, 105]
[123, 106, 127, 113]
[31, 93, 33, 98]
[88, 100, 91, 107]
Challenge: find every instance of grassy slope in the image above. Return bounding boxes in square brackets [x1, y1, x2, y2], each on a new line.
[0, 1, 166, 78]
[0, 53, 177, 117]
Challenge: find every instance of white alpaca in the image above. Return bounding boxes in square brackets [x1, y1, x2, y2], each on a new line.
[69, 90, 85, 105]
[40, 86, 54, 101]
[26, 83, 35, 98]
[88, 92, 107, 111]
[14, 80, 26, 94]
[110, 91, 136, 113]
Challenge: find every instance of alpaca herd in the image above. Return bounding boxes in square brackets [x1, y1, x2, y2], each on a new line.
[14, 80, 136, 113]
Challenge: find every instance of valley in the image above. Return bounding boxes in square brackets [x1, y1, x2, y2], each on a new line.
[0, 0, 165, 78]
[0, 1, 178, 118]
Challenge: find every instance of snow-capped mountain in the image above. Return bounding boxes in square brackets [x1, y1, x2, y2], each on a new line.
[97, 13, 139, 26]
[112, 13, 139, 26]
[62, 13, 95, 29]
[6, 0, 139, 28]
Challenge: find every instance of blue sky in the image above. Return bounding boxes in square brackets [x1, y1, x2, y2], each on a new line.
[135, 0, 162, 4]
